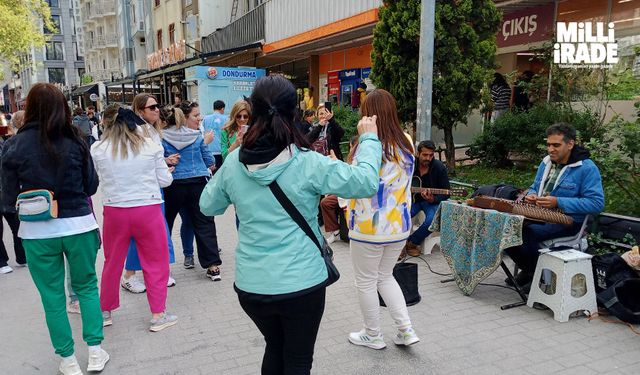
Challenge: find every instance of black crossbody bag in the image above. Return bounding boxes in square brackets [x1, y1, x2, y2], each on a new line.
[268, 181, 340, 286]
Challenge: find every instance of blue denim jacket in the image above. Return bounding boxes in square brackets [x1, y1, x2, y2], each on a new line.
[162, 126, 214, 180]
[528, 153, 604, 223]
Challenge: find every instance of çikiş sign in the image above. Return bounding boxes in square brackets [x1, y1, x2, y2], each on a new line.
[497, 4, 554, 49]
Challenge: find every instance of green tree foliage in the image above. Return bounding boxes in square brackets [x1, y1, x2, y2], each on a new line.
[0, 0, 54, 77]
[371, 0, 501, 171]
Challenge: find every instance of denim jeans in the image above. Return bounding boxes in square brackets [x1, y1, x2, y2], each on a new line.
[180, 208, 195, 257]
[407, 201, 439, 245]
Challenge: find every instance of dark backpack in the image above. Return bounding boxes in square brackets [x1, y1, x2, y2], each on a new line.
[597, 278, 640, 324]
[472, 183, 521, 200]
[73, 116, 92, 137]
[592, 253, 638, 294]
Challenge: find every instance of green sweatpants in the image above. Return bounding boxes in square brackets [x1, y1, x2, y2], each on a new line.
[23, 229, 103, 357]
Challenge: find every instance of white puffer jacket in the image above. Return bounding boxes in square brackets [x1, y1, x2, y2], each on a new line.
[90, 138, 173, 207]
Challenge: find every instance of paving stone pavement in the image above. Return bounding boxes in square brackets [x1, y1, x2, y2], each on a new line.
[1, 192, 640, 374]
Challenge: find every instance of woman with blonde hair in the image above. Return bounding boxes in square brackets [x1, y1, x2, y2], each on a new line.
[220, 100, 251, 160]
[119, 94, 178, 293]
[163, 101, 221, 280]
[91, 104, 177, 331]
[346, 89, 420, 350]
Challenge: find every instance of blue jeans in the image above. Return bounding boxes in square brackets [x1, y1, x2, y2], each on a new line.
[180, 208, 195, 257]
[505, 221, 582, 273]
[408, 201, 439, 245]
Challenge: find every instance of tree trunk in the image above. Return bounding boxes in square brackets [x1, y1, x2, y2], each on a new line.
[444, 126, 455, 173]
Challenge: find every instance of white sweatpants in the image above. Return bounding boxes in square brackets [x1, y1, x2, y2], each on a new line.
[350, 240, 412, 336]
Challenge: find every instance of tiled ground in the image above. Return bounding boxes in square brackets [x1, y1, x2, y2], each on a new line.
[1, 192, 639, 374]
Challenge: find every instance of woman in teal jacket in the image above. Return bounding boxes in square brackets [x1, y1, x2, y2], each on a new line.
[200, 75, 381, 375]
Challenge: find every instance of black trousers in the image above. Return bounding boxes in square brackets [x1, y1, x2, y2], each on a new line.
[0, 212, 26, 267]
[163, 179, 221, 268]
[239, 287, 326, 375]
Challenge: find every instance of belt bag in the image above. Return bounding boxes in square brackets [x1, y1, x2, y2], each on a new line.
[16, 189, 59, 221]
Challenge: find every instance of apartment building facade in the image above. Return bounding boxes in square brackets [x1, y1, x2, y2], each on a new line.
[3, 0, 86, 110]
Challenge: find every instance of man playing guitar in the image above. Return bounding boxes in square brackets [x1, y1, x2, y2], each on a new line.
[404, 140, 451, 257]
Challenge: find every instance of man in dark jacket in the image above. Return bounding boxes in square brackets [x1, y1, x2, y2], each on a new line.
[0, 138, 26, 273]
[405, 140, 450, 256]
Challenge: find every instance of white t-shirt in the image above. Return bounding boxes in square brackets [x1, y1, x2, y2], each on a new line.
[19, 214, 99, 240]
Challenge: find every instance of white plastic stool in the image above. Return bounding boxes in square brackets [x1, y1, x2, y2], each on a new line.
[527, 249, 597, 322]
[411, 212, 440, 255]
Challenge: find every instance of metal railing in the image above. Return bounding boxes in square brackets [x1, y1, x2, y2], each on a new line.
[201, 3, 265, 54]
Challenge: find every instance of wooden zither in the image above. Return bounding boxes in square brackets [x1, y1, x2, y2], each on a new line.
[467, 196, 574, 226]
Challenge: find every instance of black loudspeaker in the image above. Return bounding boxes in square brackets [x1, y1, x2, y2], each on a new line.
[379, 262, 421, 307]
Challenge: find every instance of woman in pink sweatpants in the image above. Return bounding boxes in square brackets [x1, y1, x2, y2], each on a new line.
[91, 104, 178, 332]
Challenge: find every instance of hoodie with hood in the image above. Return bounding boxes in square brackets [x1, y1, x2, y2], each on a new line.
[162, 126, 214, 180]
[528, 145, 604, 223]
[200, 133, 382, 296]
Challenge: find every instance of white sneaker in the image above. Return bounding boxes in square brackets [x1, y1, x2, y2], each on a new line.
[59, 356, 83, 375]
[393, 327, 420, 346]
[87, 348, 109, 372]
[348, 329, 386, 350]
[0, 265, 13, 274]
[121, 275, 146, 293]
[150, 312, 178, 332]
[325, 230, 340, 244]
[102, 311, 112, 327]
[167, 276, 176, 287]
[67, 300, 81, 314]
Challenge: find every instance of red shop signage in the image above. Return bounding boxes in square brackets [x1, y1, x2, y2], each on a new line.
[497, 4, 555, 49]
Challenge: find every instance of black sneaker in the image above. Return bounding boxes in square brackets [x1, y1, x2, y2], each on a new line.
[184, 256, 195, 269]
[206, 267, 221, 281]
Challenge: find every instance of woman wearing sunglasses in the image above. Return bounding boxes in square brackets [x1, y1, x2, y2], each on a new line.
[162, 101, 222, 281]
[220, 100, 251, 160]
[116, 95, 179, 295]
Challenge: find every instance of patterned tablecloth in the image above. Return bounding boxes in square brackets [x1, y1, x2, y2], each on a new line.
[429, 201, 524, 295]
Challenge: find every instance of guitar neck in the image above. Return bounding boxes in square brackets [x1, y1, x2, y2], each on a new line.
[410, 187, 453, 195]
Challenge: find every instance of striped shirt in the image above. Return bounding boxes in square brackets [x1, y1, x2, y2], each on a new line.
[491, 84, 511, 110]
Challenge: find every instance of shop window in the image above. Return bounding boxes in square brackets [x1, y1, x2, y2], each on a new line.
[557, 0, 608, 23]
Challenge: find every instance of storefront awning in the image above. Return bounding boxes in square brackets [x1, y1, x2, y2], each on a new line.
[201, 42, 263, 66]
[136, 57, 204, 80]
[70, 84, 98, 97]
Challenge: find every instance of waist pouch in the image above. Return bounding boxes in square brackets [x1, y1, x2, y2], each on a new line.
[16, 189, 58, 222]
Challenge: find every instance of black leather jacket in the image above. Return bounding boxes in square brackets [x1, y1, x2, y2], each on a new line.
[0, 122, 98, 217]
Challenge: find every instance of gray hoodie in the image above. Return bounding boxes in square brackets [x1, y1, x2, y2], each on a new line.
[162, 126, 200, 150]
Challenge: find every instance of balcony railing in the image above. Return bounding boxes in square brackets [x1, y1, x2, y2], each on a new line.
[90, 1, 116, 19]
[202, 3, 265, 54]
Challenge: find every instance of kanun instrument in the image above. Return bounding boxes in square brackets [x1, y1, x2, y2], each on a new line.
[467, 196, 574, 226]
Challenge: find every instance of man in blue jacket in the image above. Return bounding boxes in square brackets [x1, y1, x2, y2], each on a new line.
[506, 123, 605, 288]
[202, 100, 227, 171]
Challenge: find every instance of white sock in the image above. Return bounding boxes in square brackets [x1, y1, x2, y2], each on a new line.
[88, 345, 101, 353]
[61, 354, 77, 365]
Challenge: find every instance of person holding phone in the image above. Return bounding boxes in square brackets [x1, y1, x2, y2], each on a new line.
[220, 100, 252, 160]
[307, 104, 345, 160]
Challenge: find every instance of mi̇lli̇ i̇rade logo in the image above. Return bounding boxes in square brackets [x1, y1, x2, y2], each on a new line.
[554, 22, 619, 69]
